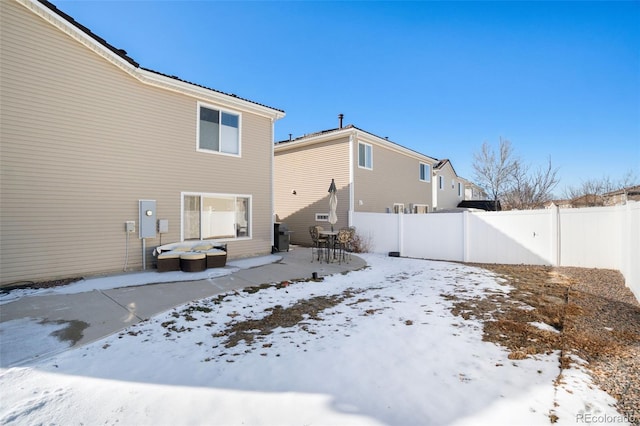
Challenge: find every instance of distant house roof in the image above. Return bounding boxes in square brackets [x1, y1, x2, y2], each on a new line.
[34, 0, 284, 115]
[604, 184, 640, 198]
[275, 124, 438, 164]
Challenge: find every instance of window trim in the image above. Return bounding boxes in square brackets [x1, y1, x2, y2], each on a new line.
[458, 182, 463, 197]
[438, 175, 444, 190]
[358, 142, 373, 170]
[196, 101, 242, 157]
[393, 203, 405, 214]
[419, 163, 431, 182]
[315, 213, 329, 222]
[181, 191, 252, 242]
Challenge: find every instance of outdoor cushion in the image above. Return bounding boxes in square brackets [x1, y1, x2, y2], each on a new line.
[180, 252, 206, 260]
[192, 244, 213, 251]
[158, 251, 181, 259]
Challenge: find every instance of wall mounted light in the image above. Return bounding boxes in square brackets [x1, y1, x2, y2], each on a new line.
[292, 190, 297, 195]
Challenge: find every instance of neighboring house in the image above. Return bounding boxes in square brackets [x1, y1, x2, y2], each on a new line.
[431, 159, 465, 211]
[0, 0, 285, 286]
[545, 185, 640, 210]
[604, 185, 640, 206]
[545, 199, 573, 209]
[458, 177, 488, 201]
[274, 121, 441, 246]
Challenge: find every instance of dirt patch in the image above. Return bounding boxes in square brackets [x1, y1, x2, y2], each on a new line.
[1, 277, 82, 292]
[456, 263, 640, 425]
[217, 290, 359, 348]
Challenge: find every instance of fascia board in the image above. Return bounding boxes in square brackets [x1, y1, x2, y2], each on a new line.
[135, 69, 285, 120]
[274, 128, 357, 152]
[356, 131, 438, 165]
[20, 0, 285, 121]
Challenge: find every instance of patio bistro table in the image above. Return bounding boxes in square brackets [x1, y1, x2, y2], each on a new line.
[318, 230, 338, 263]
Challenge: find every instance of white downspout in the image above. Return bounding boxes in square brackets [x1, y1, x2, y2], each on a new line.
[270, 117, 275, 250]
[348, 132, 355, 226]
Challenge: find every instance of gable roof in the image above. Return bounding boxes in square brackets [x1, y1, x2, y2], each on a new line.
[433, 159, 459, 177]
[275, 124, 438, 164]
[24, 0, 284, 119]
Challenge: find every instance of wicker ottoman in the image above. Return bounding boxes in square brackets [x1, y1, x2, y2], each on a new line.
[180, 252, 206, 272]
[157, 251, 181, 272]
[205, 249, 227, 268]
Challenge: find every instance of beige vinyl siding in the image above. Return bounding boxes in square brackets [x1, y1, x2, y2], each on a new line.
[434, 163, 463, 210]
[353, 140, 432, 213]
[274, 137, 350, 246]
[0, 0, 274, 285]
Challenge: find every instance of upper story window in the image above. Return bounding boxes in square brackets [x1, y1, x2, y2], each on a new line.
[358, 142, 372, 169]
[438, 175, 444, 190]
[458, 182, 463, 197]
[419, 163, 431, 182]
[198, 103, 240, 156]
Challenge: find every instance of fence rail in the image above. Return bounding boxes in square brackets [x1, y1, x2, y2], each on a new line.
[351, 202, 640, 300]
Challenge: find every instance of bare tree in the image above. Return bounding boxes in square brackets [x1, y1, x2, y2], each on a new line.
[563, 170, 638, 207]
[504, 157, 559, 209]
[472, 138, 517, 209]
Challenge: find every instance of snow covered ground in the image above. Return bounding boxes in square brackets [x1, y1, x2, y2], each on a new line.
[0, 254, 629, 425]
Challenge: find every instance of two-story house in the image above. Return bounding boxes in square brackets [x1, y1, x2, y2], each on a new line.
[431, 159, 466, 211]
[274, 121, 443, 246]
[0, 0, 285, 286]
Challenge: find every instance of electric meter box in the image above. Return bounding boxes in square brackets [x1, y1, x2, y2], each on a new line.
[139, 200, 157, 239]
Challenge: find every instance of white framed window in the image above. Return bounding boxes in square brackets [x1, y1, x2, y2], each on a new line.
[197, 102, 241, 156]
[315, 213, 329, 222]
[358, 142, 372, 169]
[393, 203, 405, 214]
[419, 163, 431, 182]
[458, 182, 463, 197]
[451, 179, 455, 189]
[438, 176, 444, 190]
[413, 204, 429, 214]
[182, 192, 250, 240]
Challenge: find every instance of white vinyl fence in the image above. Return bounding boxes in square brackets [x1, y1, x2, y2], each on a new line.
[351, 201, 640, 300]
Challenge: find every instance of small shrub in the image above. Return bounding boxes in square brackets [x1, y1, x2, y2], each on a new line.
[351, 231, 372, 253]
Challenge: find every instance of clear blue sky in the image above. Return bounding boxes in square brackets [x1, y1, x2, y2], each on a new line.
[55, 0, 639, 194]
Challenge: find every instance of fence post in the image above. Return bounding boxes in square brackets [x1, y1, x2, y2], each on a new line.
[463, 211, 470, 262]
[550, 205, 560, 266]
[398, 212, 404, 256]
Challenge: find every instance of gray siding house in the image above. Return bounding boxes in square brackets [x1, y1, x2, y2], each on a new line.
[0, 0, 285, 286]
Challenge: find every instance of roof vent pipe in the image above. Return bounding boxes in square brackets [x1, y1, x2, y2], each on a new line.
[289, 133, 292, 141]
[338, 113, 344, 129]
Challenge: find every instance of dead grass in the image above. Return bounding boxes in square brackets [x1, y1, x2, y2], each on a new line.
[456, 263, 640, 425]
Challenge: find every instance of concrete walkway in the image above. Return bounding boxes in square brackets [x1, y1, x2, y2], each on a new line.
[0, 247, 366, 366]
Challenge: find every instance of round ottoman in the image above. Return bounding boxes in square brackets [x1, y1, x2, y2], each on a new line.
[180, 252, 206, 272]
[157, 251, 181, 272]
[205, 249, 227, 268]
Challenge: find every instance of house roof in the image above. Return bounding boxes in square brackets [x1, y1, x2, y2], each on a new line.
[433, 158, 459, 177]
[33, 0, 284, 116]
[604, 184, 640, 197]
[275, 124, 439, 164]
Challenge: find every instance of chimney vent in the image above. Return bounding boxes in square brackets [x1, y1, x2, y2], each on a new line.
[338, 114, 344, 129]
[289, 133, 292, 141]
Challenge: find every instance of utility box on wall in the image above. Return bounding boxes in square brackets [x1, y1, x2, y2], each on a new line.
[139, 200, 157, 239]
